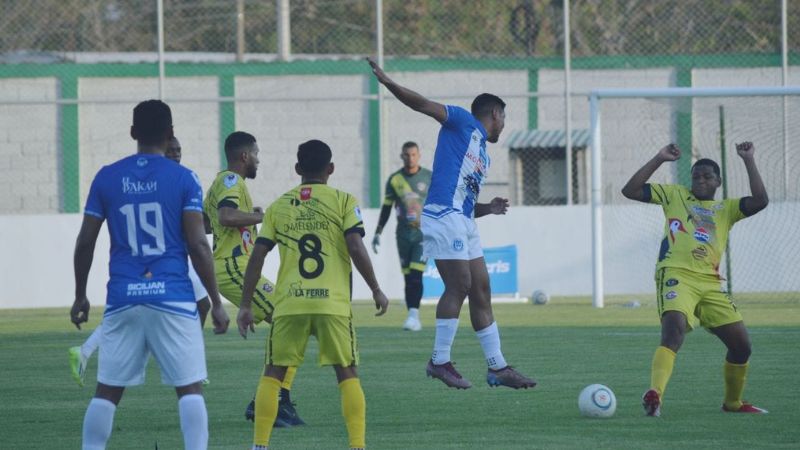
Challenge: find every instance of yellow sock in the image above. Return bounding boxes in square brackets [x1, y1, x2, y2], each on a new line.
[281, 366, 297, 390]
[723, 360, 748, 410]
[254, 376, 281, 447]
[650, 346, 676, 397]
[339, 378, 366, 449]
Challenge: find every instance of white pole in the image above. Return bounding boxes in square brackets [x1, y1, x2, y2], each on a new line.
[236, 0, 245, 62]
[590, 93, 603, 308]
[781, 0, 789, 198]
[376, 0, 387, 191]
[277, 0, 291, 61]
[156, 0, 165, 100]
[563, 0, 573, 205]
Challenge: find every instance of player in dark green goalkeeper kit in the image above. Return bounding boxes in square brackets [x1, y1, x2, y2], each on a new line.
[372, 141, 433, 331]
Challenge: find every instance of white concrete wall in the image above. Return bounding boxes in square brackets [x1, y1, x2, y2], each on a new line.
[3, 203, 797, 309]
[0, 77, 59, 212]
[235, 75, 370, 207]
[78, 77, 221, 203]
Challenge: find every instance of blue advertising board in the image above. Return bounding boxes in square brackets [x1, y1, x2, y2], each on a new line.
[422, 245, 518, 299]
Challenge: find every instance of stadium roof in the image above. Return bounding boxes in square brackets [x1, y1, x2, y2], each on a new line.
[505, 129, 590, 149]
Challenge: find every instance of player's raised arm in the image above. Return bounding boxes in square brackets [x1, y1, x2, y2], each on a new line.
[735, 141, 769, 216]
[71, 215, 103, 329]
[184, 210, 229, 334]
[367, 57, 447, 123]
[237, 240, 272, 337]
[621, 144, 681, 202]
[345, 232, 389, 316]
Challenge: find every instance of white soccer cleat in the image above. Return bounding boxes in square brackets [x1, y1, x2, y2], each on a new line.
[403, 316, 422, 331]
[68, 346, 87, 387]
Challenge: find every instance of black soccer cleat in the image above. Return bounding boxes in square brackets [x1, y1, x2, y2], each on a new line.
[277, 388, 306, 426]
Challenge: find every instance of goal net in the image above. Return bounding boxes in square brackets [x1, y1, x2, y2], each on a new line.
[589, 87, 800, 307]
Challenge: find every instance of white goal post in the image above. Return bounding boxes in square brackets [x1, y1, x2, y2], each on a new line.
[589, 86, 800, 308]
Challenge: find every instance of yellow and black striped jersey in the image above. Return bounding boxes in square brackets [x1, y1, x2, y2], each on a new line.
[257, 183, 364, 317]
[204, 171, 257, 260]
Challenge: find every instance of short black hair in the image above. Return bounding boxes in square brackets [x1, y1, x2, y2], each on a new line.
[402, 141, 418, 151]
[471, 93, 506, 118]
[692, 158, 721, 178]
[297, 139, 332, 173]
[224, 131, 256, 161]
[132, 100, 172, 145]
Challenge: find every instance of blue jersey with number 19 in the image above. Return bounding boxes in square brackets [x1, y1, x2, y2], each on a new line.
[84, 154, 204, 306]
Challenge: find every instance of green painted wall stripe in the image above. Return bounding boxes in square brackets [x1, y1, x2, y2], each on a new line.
[1, 52, 797, 79]
[218, 75, 235, 169]
[528, 69, 538, 129]
[368, 77, 380, 208]
[676, 68, 693, 186]
[60, 74, 79, 213]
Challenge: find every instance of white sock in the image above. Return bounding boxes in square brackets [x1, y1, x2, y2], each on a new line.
[431, 318, 459, 365]
[476, 322, 507, 370]
[82, 398, 116, 450]
[179, 394, 208, 450]
[407, 308, 419, 320]
[81, 324, 103, 360]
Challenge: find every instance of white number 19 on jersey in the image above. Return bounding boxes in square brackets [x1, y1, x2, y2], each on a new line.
[119, 202, 166, 256]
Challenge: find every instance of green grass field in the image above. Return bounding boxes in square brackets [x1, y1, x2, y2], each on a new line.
[1, 298, 799, 449]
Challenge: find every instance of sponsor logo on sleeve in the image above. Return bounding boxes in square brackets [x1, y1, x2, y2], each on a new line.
[223, 174, 238, 188]
[354, 205, 363, 221]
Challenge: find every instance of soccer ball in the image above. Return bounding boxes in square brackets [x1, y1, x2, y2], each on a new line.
[532, 289, 550, 305]
[578, 384, 616, 418]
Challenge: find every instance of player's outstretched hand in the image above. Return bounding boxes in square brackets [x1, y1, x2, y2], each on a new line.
[366, 57, 392, 85]
[735, 141, 754, 159]
[372, 288, 389, 317]
[70, 296, 90, 330]
[657, 143, 681, 162]
[211, 303, 230, 335]
[489, 197, 509, 215]
[371, 234, 380, 254]
[237, 306, 256, 339]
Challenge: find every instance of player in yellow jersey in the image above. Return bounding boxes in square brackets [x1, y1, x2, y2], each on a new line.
[237, 139, 389, 450]
[204, 131, 304, 427]
[622, 142, 769, 417]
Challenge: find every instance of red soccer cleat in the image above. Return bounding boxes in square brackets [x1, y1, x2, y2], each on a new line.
[642, 389, 661, 417]
[722, 402, 768, 414]
[426, 360, 472, 389]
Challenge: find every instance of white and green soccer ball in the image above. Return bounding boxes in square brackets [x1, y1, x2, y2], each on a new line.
[578, 384, 616, 418]
[532, 289, 550, 305]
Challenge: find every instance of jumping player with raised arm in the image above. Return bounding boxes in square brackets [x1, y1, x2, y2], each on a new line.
[237, 139, 388, 450]
[367, 58, 536, 390]
[621, 142, 769, 416]
[70, 100, 229, 450]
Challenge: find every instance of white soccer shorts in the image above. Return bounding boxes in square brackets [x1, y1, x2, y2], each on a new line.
[98, 303, 207, 387]
[421, 211, 483, 261]
[187, 263, 209, 301]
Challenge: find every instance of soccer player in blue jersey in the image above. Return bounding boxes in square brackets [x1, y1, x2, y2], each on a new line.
[70, 100, 229, 450]
[368, 58, 536, 390]
[68, 136, 215, 388]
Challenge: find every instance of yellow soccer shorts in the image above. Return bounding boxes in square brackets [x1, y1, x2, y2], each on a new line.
[655, 267, 743, 330]
[215, 256, 276, 324]
[266, 314, 359, 368]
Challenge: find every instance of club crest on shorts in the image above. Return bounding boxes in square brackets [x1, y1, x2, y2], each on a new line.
[666, 278, 679, 287]
[452, 239, 464, 251]
[665, 290, 678, 300]
[262, 283, 274, 293]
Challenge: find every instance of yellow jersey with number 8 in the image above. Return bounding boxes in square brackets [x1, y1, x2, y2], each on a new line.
[257, 183, 365, 318]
